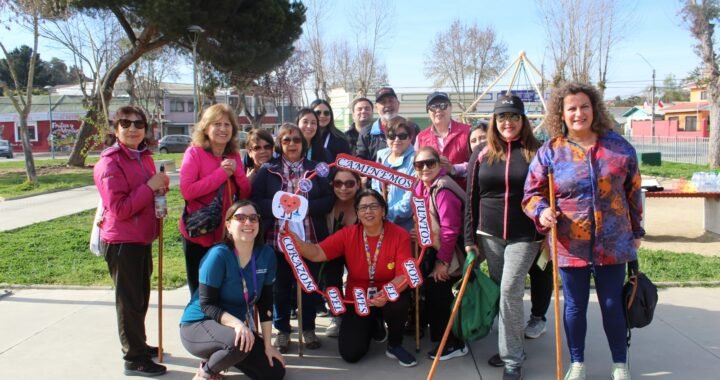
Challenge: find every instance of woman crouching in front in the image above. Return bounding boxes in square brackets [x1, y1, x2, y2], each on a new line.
[179, 201, 285, 380]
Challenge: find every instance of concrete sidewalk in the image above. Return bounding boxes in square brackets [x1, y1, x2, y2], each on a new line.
[1, 286, 717, 379]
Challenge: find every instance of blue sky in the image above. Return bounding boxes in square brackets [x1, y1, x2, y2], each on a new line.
[0, 0, 700, 99]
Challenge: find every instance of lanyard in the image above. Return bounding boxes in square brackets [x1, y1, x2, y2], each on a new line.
[362, 227, 385, 286]
[236, 249, 258, 330]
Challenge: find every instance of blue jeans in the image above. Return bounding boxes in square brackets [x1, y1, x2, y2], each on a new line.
[560, 264, 627, 363]
[273, 249, 321, 333]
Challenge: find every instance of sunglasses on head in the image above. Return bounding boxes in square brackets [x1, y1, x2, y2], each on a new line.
[428, 102, 449, 112]
[496, 113, 521, 123]
[387, 132, 409, 141]
[251, 143, 273, 152]
[117, 119, 147, 129]
[231, 213, 260, 224]
[281, 136, 303, 145]
[314, 110, 331, 117]
[414, 158, 438, 170]
[333, 179, 357, 189]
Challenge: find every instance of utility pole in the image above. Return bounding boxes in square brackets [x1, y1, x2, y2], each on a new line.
[188, 25, 205, 123]
[638, 53, 656, 142]
[44, 86, 55, 159]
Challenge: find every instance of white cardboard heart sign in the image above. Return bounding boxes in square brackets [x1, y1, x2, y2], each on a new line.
[272, 191, 308, 221]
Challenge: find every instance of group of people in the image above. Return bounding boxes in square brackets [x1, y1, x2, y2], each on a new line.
[93, 81, 644, 380]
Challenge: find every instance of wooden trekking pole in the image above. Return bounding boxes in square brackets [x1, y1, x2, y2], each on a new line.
[414, 243, 420, 353]
[157, 218, 164, 362]
[297, 282, 304, 357]
[426, 250, 477, 380]
[548, 166, 562, 380]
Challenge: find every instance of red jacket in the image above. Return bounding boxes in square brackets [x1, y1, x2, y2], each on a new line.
[179, 146, 251, 247]
[415, 120, 471, 187]
[93, 143, 158, 245]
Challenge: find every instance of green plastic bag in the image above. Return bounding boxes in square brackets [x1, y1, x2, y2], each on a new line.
[451, 251, 500, 342]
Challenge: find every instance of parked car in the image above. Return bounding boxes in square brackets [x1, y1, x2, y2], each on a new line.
[0, 139, 13, 159]
[157, 135, 192, 153]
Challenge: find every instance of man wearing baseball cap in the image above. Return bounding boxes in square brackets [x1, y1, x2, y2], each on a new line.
[356, 87, 420, 161]
[415, 91, 471, 188]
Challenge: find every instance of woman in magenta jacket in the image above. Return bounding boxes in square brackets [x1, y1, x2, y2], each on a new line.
[180, 104, 251, 295]
[93, 105, 169, 376]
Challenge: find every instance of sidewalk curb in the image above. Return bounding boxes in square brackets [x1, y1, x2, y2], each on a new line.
[0, 185, 96, 202]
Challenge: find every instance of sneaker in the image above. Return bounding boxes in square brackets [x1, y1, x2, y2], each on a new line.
[303, 330, 322, 349]
[372, 320, 388, 343]
[326, 317, 340, 337]
[564, 362, 586, 380]
[274, 331, 290, 354]
[192, 362, 224, 380]
[290, 308, 297, 320]
[123, 359, 167, 377]
[611, 363, 631, 380]
[503, 366, 523, 380]
[524, 316, 547, 339]
[488, 353, 505, 367]
[428, 342, 469, 361]
[385, 345, 418, 367]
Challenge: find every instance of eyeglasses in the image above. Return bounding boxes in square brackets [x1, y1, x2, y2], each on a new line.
[387, 132, 409, 141]
[414, 158, 438, 170]
[428, 102, 449, 112]
[333, 179, 357, 189]
[281, 136, 303, 145]
[231, 213, 260, 224]
[117, 119, 147, 129]
[314, 110, 331, 117]
[251, 144, 273, 152]
[357, 203, 381, 213]
[496, 113, 521, 123]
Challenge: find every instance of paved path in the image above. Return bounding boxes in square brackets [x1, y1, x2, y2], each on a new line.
[1, 286, 717, 379]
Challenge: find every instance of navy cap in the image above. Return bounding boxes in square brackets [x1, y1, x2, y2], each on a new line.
[493, 95, 525, 115]
[426, 91, 450, 108]
[375, 87, 397, 102]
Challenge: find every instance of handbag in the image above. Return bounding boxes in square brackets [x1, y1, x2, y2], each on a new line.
[183, 180, 231, 238]
[623, 260, 658, 329]
[450, 251, 500, 342]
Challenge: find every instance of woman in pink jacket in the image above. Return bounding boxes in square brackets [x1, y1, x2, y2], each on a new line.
[180, 104, 251, 295]
[93, 105, 169, 377]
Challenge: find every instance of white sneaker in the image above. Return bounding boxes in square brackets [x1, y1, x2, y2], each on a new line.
[564, 362, 586, 380]
[326, 316, 340, 337]
[611, 362, 631, 380]
[524, 316, 547, 339]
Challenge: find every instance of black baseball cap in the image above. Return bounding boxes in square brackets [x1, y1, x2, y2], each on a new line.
[426, 92, 450, 108]
[375, 87, 397, 102]
[493, 95, 525, 115]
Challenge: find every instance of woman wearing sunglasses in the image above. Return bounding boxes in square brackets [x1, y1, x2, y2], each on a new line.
[310, 99, 351, 163]
[321, 169, 361, 337]
[180, 104, 252, 296]
[370, 116, 416, 232]
[287, 189, 417, 367]
[93, 106, 169, 376]
[251, 123, 334, 354]
[412, 146, 469, 361]
[464, 95, 542, 380]
[295, 108, 330, 163]
[243, 128, 275, 184]
[180, 201, 285, 380]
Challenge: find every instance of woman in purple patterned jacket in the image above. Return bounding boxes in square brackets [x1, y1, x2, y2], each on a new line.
[522, 82, 644, 380]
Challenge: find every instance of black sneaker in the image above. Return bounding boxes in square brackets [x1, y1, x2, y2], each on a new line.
[428, 342, 469, 361]
[124, 359, 167, 377]
[503, 366, 523, 380]
[488, 353, 504, 367]
[386, 345, 418, 367]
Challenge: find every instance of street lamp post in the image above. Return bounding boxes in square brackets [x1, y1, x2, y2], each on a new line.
[637, 53, 656, 142]
[44, 85, 55, 159]
[188, 25, 205, 123]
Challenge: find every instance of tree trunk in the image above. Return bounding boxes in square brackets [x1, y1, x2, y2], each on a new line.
[17, 115, 37, 184]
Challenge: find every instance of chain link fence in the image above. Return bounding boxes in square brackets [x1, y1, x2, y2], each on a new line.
[624, 135, 710, 165]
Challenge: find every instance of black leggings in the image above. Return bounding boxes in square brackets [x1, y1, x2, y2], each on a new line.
[338, 291, 410, 363]
[528, 248, 553, 319]
[180, 320, 285, 380]
[424, 276, 463, 346]
[183, 238, 210, 296]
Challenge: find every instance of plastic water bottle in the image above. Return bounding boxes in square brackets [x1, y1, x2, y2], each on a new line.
[154, 165, 167, 218]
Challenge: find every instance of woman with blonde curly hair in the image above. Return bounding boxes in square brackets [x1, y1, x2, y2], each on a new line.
[180, 104, 252, 296]
[523, 82, 644, 380]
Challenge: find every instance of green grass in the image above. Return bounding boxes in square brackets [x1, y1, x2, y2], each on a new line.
[0, 157, 99, 170]
[641, 161, 715, 180]
[0, 191, 188, 288]
[636, 248, 720, 282]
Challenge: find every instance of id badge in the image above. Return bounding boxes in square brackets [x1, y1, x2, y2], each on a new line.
[367, 287, 378, 299]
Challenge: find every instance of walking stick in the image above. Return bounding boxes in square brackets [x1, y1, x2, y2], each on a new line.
[297, 282, 304, 357]
[426, 250, 477, 380]
[157, 218, 164, 362]
[414, 243, 420, 353]
[548, 166, 563, 380]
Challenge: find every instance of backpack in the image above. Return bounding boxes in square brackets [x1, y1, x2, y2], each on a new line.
[623, 260, 658, 329]
[450, 250, 500, 342]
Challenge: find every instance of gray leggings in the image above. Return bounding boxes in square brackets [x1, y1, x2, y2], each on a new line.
[480, 235, 540, 369]
[180, 320, 284, 379]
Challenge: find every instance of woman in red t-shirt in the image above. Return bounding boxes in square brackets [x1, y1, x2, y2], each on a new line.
[289, 189, 418, 368]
